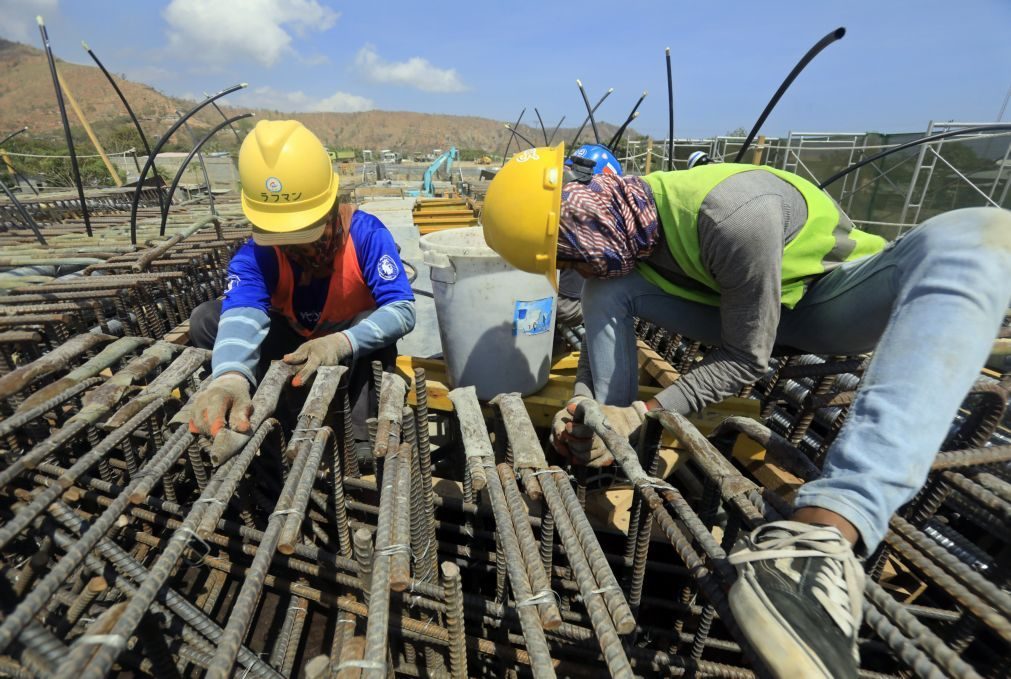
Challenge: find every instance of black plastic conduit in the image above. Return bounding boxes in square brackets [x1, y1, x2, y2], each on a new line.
[534, 108, 549, 145]
[576, 79, 601, 144]
[0, 127, 28, 147]
[666, 47, 674, 170]
[129, 83, 246, 245]
[547, 116, 566, 146]
[734, 27, 846, 163]
[37, 16, 91, 236]
[499, 108, 525, 164]
[0, 178, 46, 245]
[569, 88, 613, 149]
[82, 42, 166, 213]
[819, 123, 1011, 189]
[160, 113, 253, 236]
[609, 91, 648, 151]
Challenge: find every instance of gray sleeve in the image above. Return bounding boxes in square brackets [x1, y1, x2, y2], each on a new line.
[343, 300, 416, 360]
[211, 306, 270, 385]
[573, 338, 594, 400]
[655, 175, 794, 413]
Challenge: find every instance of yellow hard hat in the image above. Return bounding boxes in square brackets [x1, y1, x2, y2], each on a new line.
[481, 144, 564, 290]
[238, 120, 339, 245]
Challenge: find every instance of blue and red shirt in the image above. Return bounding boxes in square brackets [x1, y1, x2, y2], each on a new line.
[211, 209, 415, 383]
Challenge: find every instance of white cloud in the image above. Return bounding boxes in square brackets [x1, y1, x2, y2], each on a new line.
[234, 85, 374, 113]
[313, 90, 374, 112]
[163, 0, 339, 68]
[0, 0, 59, 43]
[355, 44, 466, 93]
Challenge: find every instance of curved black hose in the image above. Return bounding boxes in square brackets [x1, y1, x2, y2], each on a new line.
[129, 83, 246, 245]
[499, 108, 525, 165]
[37, 16, 92, 236]
[547, 115, 566, 146]
[83, 42, 165, 213]
[609, 91, 648, 150]
[208, 96, 243, 143]
[180, 115, 218, 218]
[576, 79, 601, 144]
[503, 125, 538, 149]
[534, 108, 549, 145]
[666, 47, 674, 170]
[0, 128, 27, 148]
[0, 128, 37, 196]
[819, 123, 1011, 189]
[569, 88, 613, 149]
[0, 178, 46, 245]
[160, 113, 253, 236]
[734, 27, 846, 163]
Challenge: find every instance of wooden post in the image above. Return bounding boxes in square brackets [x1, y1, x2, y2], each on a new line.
[56, 69, 123, 186]
[645, 138, 653, 173]
[751, 134, 766, 166]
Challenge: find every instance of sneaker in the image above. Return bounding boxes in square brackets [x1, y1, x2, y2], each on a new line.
[727, 520, 865, 679]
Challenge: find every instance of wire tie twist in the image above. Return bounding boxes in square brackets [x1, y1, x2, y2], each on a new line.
[193, 498, 226, 507]
[77, 634, 126, 651]
[335, 659, 385, 671]
[269, 508, 300, 520]
[529, 468, 571, 479]
[638, 476, 675, 493]
[517, 589, 559, 608]
[376, 543, 410, 557]
[177, 527, 211, 565]
[590, 585, 620, 595]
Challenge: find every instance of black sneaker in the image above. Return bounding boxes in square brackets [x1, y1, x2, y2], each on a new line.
[728, 520, 864, 679]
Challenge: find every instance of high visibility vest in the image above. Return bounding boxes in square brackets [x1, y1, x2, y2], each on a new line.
[638, 164, 885, 308]
[270, 210, 376, 338]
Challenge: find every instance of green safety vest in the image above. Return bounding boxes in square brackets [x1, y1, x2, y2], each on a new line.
[638, 164, 886, 308]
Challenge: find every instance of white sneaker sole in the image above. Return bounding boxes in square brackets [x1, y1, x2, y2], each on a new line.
[729, 569, 834, 679]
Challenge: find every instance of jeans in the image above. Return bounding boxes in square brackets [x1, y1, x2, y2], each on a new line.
[581, 207, 1011, 550]
[189, 300, 396, 442]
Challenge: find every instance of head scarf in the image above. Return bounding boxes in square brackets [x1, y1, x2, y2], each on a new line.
[557, 174, 660, 278]
[283, 203, 357, 284]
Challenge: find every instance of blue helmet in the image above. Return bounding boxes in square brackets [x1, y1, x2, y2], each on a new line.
[565, 144, 623, 177]
[687, 150, 712, 169]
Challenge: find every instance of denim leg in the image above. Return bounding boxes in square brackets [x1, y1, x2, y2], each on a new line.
[790, 207, 1011, 551]
[582, 270, 723, 405]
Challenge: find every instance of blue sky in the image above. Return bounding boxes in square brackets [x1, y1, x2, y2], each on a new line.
[2, 0, 1009, 138]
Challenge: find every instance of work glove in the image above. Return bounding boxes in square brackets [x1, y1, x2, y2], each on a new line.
[551, 397, 648, 467]
[188, 373, 253, 437]
[282, 332, 353, 387]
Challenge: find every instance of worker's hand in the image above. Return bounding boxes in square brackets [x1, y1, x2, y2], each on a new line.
[551, 398, 648, 467]
[551, 396, 594, 462]
[188, 373, 253, 437]
[282, 332, 353, 387]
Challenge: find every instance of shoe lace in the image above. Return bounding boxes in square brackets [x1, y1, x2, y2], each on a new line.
[729, 523, 863, 638]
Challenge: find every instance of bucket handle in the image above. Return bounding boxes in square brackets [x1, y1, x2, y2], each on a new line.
[422, 250, 456, 284]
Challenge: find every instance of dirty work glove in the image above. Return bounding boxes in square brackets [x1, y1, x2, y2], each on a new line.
[551, 397, 647, 467]
[282, 332, 353, 387]
[188, 373, 253, 437]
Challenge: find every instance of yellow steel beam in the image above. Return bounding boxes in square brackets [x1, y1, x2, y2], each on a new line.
[56, 69, 123, 187]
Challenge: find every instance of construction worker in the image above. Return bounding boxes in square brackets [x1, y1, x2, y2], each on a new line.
[556, 144, 626, 335]
[188, 121, 415, 461]
[481, 144, 1011, 679]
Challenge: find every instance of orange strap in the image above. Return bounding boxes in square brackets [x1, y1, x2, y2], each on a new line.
[271, 206, 376, 338]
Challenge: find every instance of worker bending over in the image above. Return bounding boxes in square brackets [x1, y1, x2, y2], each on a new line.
[482, 144, 1011, 679]
[188, 121, 415, 460]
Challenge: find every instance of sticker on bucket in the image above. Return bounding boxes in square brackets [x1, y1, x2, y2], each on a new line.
[513, 297, 554, 336]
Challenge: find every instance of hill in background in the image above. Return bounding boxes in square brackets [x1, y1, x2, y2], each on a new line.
[0, 38, 633, 156]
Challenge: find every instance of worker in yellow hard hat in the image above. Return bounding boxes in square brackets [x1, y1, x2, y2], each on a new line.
[483, 144, 1011, 679]
[188, 120, 415, 466]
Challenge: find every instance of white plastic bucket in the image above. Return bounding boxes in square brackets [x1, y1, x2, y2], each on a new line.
[420, 227, 556, 399]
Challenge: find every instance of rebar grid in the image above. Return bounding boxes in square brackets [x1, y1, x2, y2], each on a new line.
[0, 308, 1007, 677]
